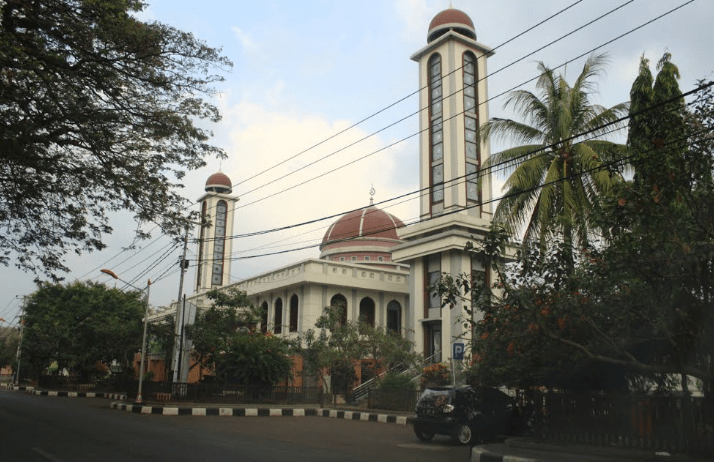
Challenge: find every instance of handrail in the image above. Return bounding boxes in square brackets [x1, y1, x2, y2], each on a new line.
[351, 353, 441, 401]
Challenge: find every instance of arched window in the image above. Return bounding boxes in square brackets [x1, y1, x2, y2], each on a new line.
[211, 200, 228, 286]
[387, 300, 402, 335]
[289, 294, 299, 332]
[463, 51, 480, 203]
[359, 297, 375, 328]
[196, 201, 208, 291]
[274, 298, 283, 334]
[260, 301, 268, 334]
[429, 53, 444, 206]
[330, 294, 348, 326]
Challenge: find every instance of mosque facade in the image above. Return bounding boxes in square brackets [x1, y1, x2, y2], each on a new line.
[156, 7, 497, 386]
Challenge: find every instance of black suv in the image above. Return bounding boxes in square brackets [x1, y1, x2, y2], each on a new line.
[412, 385, 515, 445]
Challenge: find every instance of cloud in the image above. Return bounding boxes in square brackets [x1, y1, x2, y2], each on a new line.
[195, 99, 418, 281]
[231, 26, 255, 50]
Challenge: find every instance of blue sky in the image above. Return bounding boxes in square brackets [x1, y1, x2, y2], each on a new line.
[1, 0, 713, 326]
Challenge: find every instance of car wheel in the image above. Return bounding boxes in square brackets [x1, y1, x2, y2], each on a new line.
[414, 428, 434, 441]
[452, 423, 473, 445]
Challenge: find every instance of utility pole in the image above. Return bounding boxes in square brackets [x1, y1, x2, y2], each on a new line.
[171, 226, 190, 383]
[14, 296, 26, 386]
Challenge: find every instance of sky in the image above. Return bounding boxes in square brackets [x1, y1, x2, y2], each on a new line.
[1, 0, 713, 326]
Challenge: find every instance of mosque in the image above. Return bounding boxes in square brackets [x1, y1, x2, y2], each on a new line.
[153, 7, 498, 387]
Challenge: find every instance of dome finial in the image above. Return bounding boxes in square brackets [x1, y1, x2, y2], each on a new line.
[369, 184, 376, 205]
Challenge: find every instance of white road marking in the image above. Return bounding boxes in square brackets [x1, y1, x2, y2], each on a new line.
[32, 447, 65, 462]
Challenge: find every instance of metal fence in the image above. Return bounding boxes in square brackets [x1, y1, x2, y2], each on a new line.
[124, 382, 324, 405]
[529, 391, 714, 456]
[366, 388, 420, 412]
[38, 376, 99, 390]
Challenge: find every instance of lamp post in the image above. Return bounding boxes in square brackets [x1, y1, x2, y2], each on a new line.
[101, 269, 151, 404]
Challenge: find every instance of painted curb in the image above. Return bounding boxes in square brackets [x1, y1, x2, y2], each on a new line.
[471, 446, 541, 462]
[28, 389, 127, 400]
[109, 402, 412, 426]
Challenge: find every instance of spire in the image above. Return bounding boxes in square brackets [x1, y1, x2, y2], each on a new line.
[369, 184, 375, 205]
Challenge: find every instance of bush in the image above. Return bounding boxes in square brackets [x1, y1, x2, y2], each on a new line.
[420, 363, 451, 388]
[378, 372, 416, 391]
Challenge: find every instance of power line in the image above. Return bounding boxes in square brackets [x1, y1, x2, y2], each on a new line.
[231, 0, 692, 211]
[231, 0, 588, 192]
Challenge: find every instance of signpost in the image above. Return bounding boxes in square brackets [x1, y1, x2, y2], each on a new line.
[451, 342, 465, 385]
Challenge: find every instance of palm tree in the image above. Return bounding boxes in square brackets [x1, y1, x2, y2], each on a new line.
[481, 53, 629, 255]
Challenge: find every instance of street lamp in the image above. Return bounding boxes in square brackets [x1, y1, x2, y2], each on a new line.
[101, 269, 151, 404]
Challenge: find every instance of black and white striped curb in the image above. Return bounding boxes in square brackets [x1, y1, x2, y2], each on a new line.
[110, 402, 412, 425]
[471, 447, 541, 462]
[29, 389, 127, 400]
[1, 385, 35, 391]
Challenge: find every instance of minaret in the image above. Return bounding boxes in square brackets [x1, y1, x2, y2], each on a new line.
[392, 8, 495, 363]
[195, 171, 239, 293]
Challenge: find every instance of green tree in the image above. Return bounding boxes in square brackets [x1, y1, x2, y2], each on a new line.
[20, 281, 144, 380]
[0, 0, 232, 279]
[217, 331, 293, 386]
[439, 56, 714, 394]
[297, 305, 418, 395]
[0, 326, 19, 373]
[185, 288, 262, 381]
[481, 53, 629, 258]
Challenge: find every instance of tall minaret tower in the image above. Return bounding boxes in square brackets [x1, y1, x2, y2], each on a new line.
[195, 171, 239, 293]
[392, 8, 496, 363]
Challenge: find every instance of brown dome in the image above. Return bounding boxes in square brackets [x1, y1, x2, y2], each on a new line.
[428, 8, 476, 43]
[205, 172, 232, 194]
[320, 205, 405, 265]
[322, 205, 404, 245]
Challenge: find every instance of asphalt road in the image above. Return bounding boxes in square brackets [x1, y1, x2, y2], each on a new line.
[0, 390, 470, 462]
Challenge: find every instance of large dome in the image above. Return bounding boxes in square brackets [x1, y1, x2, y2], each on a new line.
[320, 205, 405, 267]
[428, 8, 476, 43]
[205, 171, 232, 194]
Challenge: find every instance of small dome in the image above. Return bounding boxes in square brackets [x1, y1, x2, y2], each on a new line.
[205, 172, 232, 194]
[428, 8, 476, 43]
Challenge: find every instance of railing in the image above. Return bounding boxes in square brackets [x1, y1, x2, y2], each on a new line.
[352, 354, 438, 402]
[529, 391, 714, 456]
[367, 388, 420, 412]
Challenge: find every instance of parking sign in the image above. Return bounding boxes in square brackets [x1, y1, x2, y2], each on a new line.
[452, 342, 465, 360]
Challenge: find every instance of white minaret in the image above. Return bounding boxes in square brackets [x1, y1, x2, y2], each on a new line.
[392, 8, 496, 363]
[194, 171, 239, 293]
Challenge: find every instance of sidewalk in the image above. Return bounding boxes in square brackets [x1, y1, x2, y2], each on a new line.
[470, 437, 712, 462]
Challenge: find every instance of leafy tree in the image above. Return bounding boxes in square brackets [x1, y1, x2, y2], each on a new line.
[185, 288, 262, 381]
[0, 0, 231, 279]
[0, 326, 19, 372]
[217, 331, 293, 386]
[438, 67, 714, 391]
[297, 304, 418, 395]
[20, 281, 144, 380]
[480, 53, 629, 259]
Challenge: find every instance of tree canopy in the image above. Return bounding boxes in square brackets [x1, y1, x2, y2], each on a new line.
[20, 280, 145, 380]
[0, 0, 232, 279]
[185, 288, 268, 382]
[481, 53, 629, 257]
[297, 304, 419, 394]
[439, 55, 714, 393]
